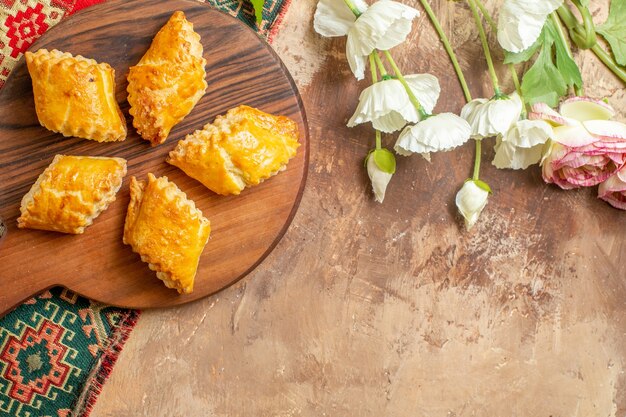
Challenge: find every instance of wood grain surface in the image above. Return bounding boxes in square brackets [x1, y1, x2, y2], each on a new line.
[0, 0, 309, 314]
[90, 1, 626, 416]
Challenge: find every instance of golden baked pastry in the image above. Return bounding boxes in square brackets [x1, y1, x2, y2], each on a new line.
[25, 49, 127, 142]
[167, 105, 300, 195]
[17, 155, 127, 234]
[123, 174, 211, 294]
[127, 11, 207, 146]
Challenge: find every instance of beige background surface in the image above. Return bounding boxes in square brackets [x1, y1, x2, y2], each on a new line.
[92, 1, 626, 416]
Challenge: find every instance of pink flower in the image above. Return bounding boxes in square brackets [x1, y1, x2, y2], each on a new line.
[541, 136, 626, 189]
[532, 98, 626, 189]
[599, 166, 626, 210]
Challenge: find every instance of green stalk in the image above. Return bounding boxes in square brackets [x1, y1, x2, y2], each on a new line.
[591, 44, 626, 84]
[473, 0, 527, 111]
[474, 0, 495, 30]
[372, 53, 389, 77]
[418, 0, 472, 103]
[343, 0, 362, 17]
[369, 53, 383, 150]
[382, 50, 428, 119]
[570, 0, 596, 49]
[472, 140, 482, 181]
[557, 6, 626, 85]
[467, 0, 501, 95]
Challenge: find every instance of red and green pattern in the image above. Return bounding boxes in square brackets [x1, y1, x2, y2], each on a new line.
[0, 0, 289, 415]
[0, 288, 139, 417]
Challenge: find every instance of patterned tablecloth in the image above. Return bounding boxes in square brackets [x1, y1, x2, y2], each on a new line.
[0, 1, 290, 415]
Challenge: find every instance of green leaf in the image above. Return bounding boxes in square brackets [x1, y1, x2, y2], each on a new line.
[372, 149, 396, 174]
[504, 36, 542, 65]
[545, 21, 583, 88]
[250, 0, 264, 25]
[522, 44, 567, 107]
[519, 24, 569, 107]
[597, 0, 626, 66]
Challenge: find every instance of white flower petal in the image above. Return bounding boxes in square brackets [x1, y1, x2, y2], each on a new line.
[497, 0, 562, 53]
[347, 79, 418, 133]
[582, 120, 626, 140]
[518, 0, 563, 15]
[346, 30, 367, 80]
[367, 155, 393, 203]
[404, 74, 441, 114]
[351, 0, 419, 55]
[553, 122, 598, 147]
[313, 0, 368, 37]
[493, 138, 545, 170]
[455, 181, 489, 230]
[461, 93, 523, 139]
[504, 119, 553, 148]
[394, 113, 471, 155]
[560, 97, 616, 122]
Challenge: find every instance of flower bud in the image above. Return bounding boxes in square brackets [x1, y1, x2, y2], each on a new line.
[455, 180, 490, 230]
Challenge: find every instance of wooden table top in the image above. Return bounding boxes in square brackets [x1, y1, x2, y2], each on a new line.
[92, 0, 626, 415]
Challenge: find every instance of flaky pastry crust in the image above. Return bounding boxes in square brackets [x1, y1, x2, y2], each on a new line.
[25, 49, 127, 142]
[17, 155, 127, 234]
[127, 11, 207, 145]
[167, 105, 300, 195]
[123, 174, 211, 294]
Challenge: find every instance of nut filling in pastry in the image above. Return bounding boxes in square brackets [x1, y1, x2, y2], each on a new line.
[123, 174, 211, 294]
[17, 155, 127, 234]
[127, 11, 207, 145]
[25, 49, 127, 142]
[167, 105, 300, 195]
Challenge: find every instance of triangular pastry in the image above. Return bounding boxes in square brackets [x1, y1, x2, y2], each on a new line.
[25, 49, 127, 142]
[167, 105, 300, 195]
[123, 174, 211, 294]
[127, 11, 207, 145]
[18, 155, 127, 234]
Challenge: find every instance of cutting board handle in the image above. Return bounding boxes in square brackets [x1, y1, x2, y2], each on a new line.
[0, 223, 52, 318]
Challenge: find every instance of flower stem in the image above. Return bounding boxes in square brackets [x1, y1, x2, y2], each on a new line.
[570, 0, 596, 49]
[591, 44, 626, 85]
[343, 0, 362, 17]
[369, 53, 383, 151]
[369, 53, 378, 83]
[419, 0, 472, 103]
[474, 0, 495, 30]
[472, 140, 482, 181]
[375, 130, 382, 150]
[467, 0, 500, 95]
[372, 53, 388, 77]
[557, 6, 626, 85]
[382, 50, 428, 118]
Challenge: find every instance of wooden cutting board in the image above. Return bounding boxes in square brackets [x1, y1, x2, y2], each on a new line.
[0, 0, 309, 316]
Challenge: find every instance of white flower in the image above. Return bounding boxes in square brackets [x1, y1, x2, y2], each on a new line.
[314, 0, 419, 79]
[497, 0, 564, 53]
[461, 92, 523, 139]
[348, 74, 440, 133]
[313, 0, 368, 37]
[493, 119, 553, 170]
[394, 113, 471, 158]
[455, 180, 490, 231]
[366, 152, 393, 203]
